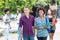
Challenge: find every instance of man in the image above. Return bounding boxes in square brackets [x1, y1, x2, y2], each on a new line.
[49, 4, 57, 16]
[20, 7, 35, 40]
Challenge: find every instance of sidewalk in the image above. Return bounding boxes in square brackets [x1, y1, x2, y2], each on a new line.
[0, 32, 60, 40]
[0, 33, 18, 40]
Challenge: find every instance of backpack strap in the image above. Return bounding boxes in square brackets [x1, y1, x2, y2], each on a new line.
[45, 17, 48, 24]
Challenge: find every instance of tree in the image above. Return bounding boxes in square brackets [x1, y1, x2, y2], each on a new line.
[0, 0, 55, 15]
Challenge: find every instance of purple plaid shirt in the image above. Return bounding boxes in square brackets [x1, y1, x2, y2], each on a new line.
[19, 15, 34, 36]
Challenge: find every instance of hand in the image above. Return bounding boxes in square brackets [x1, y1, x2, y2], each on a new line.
[43, 26, 47, 29]
[8, 19, 11, 22]
[37, 27, 43, 30]
[6, 19, 11, 22]
[20, 33, 22, 40]
[43, 26, 49, 29]
[20, 27, 23, 40]
[33, 31, 35, 37]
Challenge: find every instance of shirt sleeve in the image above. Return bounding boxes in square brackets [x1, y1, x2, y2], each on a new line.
[19, 17, 23, 27]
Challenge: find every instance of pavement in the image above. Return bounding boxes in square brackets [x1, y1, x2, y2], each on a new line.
[0, 18, 60, 40]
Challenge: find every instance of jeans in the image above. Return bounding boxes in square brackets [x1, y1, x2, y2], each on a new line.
[37, 37, 47, 40]
[23, 35, 34, 40]
[18, 27, 20, 40]
[5, 24, 10, 40]
[17, 23, 20, 40]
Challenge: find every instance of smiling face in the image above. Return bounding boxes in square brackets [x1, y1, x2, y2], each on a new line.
[24, 7, 30, 15]
[39, 10, 44, 17]
[48, 10, 52, 15]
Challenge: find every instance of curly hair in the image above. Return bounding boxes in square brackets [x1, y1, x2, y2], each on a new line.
[37, 7, 45, 14]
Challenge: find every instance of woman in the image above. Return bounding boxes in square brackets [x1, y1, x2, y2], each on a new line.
[16, 8, 22, 40]
[34, 7, 50, 40]
[47, 9, 57, 40]
[3, 8, 11, 40]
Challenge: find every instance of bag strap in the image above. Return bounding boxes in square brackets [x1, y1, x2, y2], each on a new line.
[45, 17, 48, 24]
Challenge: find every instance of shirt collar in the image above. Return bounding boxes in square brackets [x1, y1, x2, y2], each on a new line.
[24, 15, 31, 19]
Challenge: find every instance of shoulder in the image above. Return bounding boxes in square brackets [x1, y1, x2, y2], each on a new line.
[30, 15, 34, 18]
[20, 15, 25, 20]
[21, 15, 25, 18]
[30, 15, 35, 20]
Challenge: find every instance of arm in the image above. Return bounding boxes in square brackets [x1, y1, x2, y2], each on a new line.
[36, 27, 44, 30]
[32, 17, 35, 36]
[7, 19, 11, 22]
[52, 17, 57, 26]
[32, 26, 35, 36]
[19, 17, 23, 39]
[20, 27, 23, 40]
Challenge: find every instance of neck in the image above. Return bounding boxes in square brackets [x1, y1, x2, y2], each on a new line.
[48, 15, 52, 18]
[40, 16, 44, 19]
[25, 14, 30, 19]
[40, 15, 44, 18]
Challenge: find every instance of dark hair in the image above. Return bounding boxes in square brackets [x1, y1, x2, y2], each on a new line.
[17, 8, 22, 13]
[4, 8, 9, 13]
[37, 7, 45, 14]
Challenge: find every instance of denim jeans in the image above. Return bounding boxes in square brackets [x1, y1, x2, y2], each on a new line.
[17, 23, 20, 40]
[18, 27, 20, 40]
[5, 24, 10, 40]
[23, 35, 34, 40]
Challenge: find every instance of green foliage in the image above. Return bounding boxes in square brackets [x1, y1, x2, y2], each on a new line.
[0, 0, 56, 15]
[57, 0, 60, 5]
[0, 0, 37, 15]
